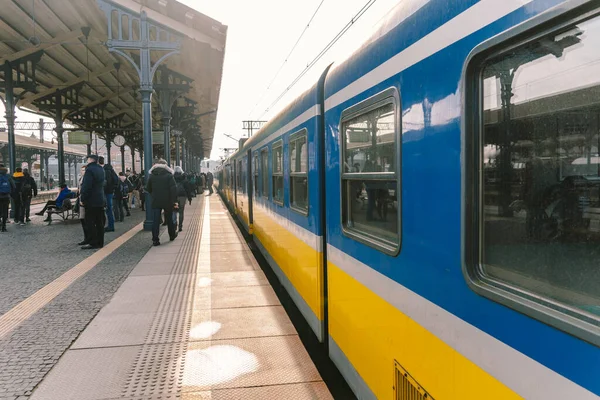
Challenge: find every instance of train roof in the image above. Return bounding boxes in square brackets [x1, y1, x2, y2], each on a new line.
[324, 0, 446, 108]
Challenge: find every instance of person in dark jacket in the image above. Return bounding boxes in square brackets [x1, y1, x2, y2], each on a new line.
[114, 172, 129, 222]
[206, 171, 214, 195]
[172, 167, 193, 232]
[80, 155, 106, 249]
[37, 184, 73, 222]
[0, 164, 15, 232]
[146, 159, 177, 246]
[99, 156, 118, 232]
[11, 167, 27, 225]
[21, 169, 37, 222]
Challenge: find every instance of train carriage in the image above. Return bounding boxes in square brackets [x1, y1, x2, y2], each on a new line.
[217, 0, 600, 398]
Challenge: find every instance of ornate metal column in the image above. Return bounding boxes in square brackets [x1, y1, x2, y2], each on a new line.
[172, 130, 182, 166]
[34, 83, 84, 184]
[98, 0, 182, 230]
[1, 52, 43, 173]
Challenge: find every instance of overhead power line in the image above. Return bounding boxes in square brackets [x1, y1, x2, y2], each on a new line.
[248, 0, 326, 118]
[258, 0, 378, 119]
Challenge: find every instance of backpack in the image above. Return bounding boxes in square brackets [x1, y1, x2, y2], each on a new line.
[120, 181, 129, 198]
[22, 178, 32, 195]
[0, 175, 10, 194]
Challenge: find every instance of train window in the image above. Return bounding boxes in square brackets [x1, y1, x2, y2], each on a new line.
[290, 129, 308, 214]
[340, 88, 400, 255]
[468, 11, 600, 334]
[272, 141, 284, 205]
[237, 160, 243, 192]
[261, 148, 268, 199]
[253, 153, 258, 197]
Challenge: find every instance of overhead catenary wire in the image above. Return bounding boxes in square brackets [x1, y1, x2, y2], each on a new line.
[258, 0, 378, 120]
[248, 0, 326, 118]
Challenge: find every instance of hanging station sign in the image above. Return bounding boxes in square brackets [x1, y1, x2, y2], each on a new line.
[152, 131, 164, 145]
[68, 131, 92, 145]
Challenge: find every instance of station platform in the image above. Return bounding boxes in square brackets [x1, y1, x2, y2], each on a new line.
[29, 195, 332, 400]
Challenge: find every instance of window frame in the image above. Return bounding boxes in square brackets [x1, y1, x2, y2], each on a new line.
[289, 128, 309, 216]
[339, 87, 402, 256]
[463, 1, 600, 346]
[272, 140, 284, 206]
[260, 147, 269, 199]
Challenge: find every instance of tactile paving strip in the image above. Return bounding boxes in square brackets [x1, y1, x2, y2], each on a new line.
[121, 202, 205, 398]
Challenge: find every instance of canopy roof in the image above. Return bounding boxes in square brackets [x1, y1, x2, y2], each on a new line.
[0, 132, 87, 157]
[0, 0, 227, 156]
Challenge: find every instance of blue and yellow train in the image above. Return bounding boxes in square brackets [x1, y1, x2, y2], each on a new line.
[216, 1, 600, 398]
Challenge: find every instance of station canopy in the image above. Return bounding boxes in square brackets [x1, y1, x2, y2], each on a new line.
[0, 0, 227, 157]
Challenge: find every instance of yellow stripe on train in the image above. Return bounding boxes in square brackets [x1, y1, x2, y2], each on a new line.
[328, 262, 521, 400]
[252, 205, 324, 322]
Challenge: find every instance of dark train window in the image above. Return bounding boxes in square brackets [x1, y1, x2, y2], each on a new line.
[470, 13, 600, 332]
[272, 140, 284, 205]
[237, 160, 243, 192]
[261, 148, 268, 199]
[340, 88, 400, 255]
[290, 129, 308, 214]
[253, 153, 258, 198]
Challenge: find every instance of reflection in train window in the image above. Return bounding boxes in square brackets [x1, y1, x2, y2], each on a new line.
[480, 15, 600, 321]
[272, 141, 284, 205]
[290, 130, 308, 213]
[261, 148, 268, 199]
[341, 98, 399, 254]
[253, 153, 258, 198]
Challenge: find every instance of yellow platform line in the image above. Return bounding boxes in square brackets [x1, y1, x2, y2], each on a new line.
[0, 222, 143, 339]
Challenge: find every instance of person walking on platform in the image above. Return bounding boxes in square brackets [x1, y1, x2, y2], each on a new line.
[21, 169, 37, 222]
[76, 164, 90, 246]
[0, 164, 15, 232]
[114, 172, 129, 222]
[206, 171, 214, 195]
[146, 159, 177, 246]
[99, 156, 118, 232]
[173, 167, 193, 232]
[80, 155, 106, 250]
[128, 172, 140, 210]
[11, 167, 26, 226]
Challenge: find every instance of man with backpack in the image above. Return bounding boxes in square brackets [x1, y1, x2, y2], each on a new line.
[21, 168, 37, 222]
[99, 156, 118, 232]
[0, 164, 15, 232]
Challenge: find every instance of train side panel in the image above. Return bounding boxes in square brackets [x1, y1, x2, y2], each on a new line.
[324, 0, 600, 399]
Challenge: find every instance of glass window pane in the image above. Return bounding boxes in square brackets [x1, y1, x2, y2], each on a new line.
[345, 180, 398, 242]
[291, 176, 308, 211]
[290, 140, 297, 173]
[481, 16, 600, 317]
[344, 103, 395, 173]
[261, 150, 268, 198]
[273, 175, 283, 203]
[273, 145, 283, 174]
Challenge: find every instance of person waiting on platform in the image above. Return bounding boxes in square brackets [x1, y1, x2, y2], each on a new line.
[35, 183, 73, 222]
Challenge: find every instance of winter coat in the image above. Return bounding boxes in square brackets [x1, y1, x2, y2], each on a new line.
[0, 166, 15, 200]
[12, 172, 25, 200]
[146, 164, 177, 209]
[81, 162, 106, 208]
[22, 175, 37, 198]
[206, 172, 214, 185]
[114, 177, 129, 200]
[55, 187, 74, 208]
[174, 173, 193, 200]
[103, 164, 119, 195]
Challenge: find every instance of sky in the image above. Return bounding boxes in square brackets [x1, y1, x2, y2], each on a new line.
[8, 0, 402, 160]
[178, 0, 401, 159]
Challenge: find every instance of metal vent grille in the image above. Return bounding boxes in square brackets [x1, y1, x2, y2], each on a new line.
[394, 361, 434, 400]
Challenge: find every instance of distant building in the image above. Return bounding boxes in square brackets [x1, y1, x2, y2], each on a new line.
[201, 159, 218, 173]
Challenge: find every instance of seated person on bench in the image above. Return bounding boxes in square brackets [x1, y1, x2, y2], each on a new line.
[35, 183, 74, 221]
